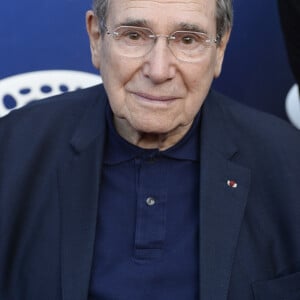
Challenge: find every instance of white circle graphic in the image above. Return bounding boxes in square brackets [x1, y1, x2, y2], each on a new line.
[285, 84, 300, 130]
[0, 70, 102, 117]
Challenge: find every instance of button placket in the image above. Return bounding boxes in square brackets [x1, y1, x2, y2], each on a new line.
[134, 156, 168, 261]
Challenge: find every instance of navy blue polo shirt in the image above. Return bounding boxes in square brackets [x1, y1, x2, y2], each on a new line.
[89, 105, 200, 299]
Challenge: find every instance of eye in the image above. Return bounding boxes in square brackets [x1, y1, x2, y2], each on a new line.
[173, 31, 208, 46]
[117, 27, 149, 41]
[181, 35, 197, 44]
[126, 31, 142, 40]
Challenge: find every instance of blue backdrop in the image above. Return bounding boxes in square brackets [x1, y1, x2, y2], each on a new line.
[0, 1, 296, 122]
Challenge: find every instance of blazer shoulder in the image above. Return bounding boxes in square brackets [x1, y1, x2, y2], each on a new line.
[213, 90, 299, 138]
[2, 84, 103, 118]
[209, 90, 300, 160]
[0, 84, 107, 155]
[0, 84, 105, 130]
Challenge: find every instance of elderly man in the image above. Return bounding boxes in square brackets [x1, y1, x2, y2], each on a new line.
[1, 0, 300, 299]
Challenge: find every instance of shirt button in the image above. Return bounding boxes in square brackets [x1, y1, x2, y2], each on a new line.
[146, 197, 156, 206]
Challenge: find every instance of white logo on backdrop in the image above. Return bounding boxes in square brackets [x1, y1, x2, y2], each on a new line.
[0, 70, 102, 117]
[285, 84, 300, 130]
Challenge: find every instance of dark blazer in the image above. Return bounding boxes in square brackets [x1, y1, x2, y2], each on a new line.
[1, 84, 300, 300]
[278, 0, 300, 85]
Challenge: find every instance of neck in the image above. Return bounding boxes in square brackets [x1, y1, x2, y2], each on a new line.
[114, 117, 193, 151]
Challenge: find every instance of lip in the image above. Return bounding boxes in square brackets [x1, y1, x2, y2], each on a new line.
[132, 92, 178, 102]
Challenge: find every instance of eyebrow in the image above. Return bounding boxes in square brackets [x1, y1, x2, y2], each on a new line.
[178, 22, 207, 34]
[116, 18, 149, 28]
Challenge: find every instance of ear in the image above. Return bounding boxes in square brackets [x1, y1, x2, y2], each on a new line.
[86, 10, 102, 69]
[214, 28, 231, 78]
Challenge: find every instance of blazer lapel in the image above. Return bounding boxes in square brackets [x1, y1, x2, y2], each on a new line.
[58, 86, 107, 300]
[199, 91, 251, 300]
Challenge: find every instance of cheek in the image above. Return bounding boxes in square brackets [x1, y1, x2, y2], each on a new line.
[101, 48, 139, 91]
[181, 57, 217, 116]
[185, 61, 215, 94]
[100, 49, 140, 118]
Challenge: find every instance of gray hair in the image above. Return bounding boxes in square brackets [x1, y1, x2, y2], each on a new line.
[92, 0, 233, 38]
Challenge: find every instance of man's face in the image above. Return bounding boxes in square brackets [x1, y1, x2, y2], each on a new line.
[87, 0, 230, 138]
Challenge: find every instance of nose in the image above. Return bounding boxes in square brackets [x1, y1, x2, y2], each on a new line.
[142, 37, 176, 84]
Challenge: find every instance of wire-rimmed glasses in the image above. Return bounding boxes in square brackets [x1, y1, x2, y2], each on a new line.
[104, 25, 220, 63]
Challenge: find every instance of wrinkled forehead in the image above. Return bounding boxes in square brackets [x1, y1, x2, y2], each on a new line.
[106, 0, 217, 31]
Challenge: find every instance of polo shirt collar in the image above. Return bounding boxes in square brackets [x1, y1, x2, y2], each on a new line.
[104, 104, 200, 164]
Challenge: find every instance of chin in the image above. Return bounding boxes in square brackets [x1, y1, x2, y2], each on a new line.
[132, 120, 174, 135]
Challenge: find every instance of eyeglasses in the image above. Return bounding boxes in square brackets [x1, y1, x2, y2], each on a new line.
[104, 25, 219, 63]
